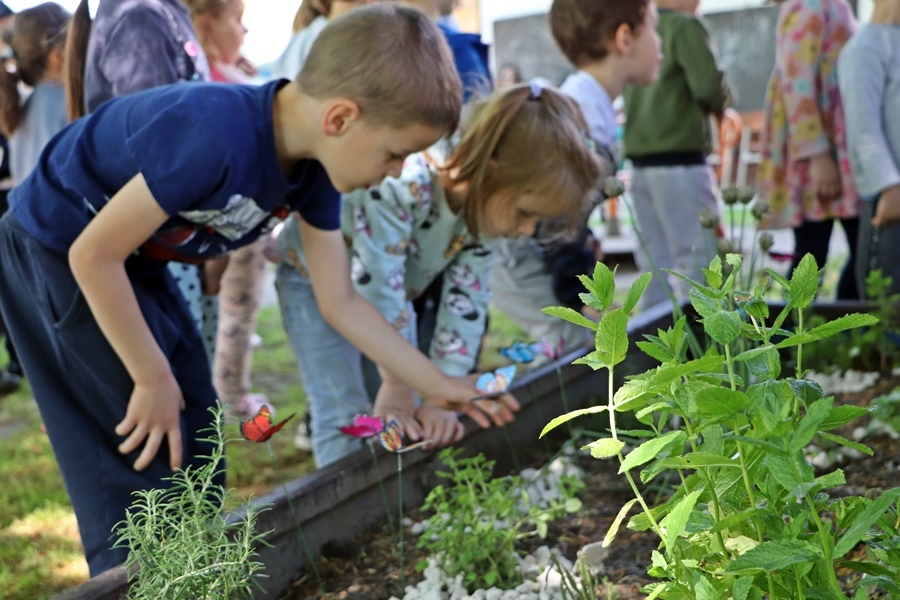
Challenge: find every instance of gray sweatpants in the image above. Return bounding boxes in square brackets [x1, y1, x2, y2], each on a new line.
[629, 164, 719, 309]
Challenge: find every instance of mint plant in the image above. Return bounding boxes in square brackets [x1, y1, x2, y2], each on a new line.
[417, 448, 584, 591]
[543, 255, 900, 599]
[113, 409, 269, 599]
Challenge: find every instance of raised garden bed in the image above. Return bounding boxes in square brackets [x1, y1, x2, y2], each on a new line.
[55, 299, 897, 600]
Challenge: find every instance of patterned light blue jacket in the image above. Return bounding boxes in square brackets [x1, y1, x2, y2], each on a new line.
[279, 154, 494, 376]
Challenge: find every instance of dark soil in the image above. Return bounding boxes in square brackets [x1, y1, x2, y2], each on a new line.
[284, 376, 900, 600]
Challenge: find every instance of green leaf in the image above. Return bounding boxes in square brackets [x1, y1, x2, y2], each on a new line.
[788, 378, 825, 406]
[854, 576, 900, 595]
[705, 310, 743, 346]
[596, 309, 629, 367]
[790, 397, 833, 451]
[620, 430, 686, 473]
[819, 404, 870, 430]
[789, 253, 820, 309]
[603, 498, 638, 548]
[690, 287, 721, 319]
[725, 539, 823, 573]
[577, 273, 597, 296]
[765, 267, 791, 290]
[733, 576, 754, 600]
[622, 272, 652, 315]
[564, 497, 582, 513]
[703, 265, 722, 290]
[636, 340, 675, 364]
[694, 387, 751, 418]
[540, 406, 608, 438]
[659, 452, 741, 470]
[813, 468, 847, 490]
[694, 572, 718, 600]
[584, 438, 625, 459]
[661, 489, 701, 549]
[542, 306, 599, 331]
[775, 313, 879, 348]
[743, 346, 781, 380]
[834, 488, 900, 558]
[573, 351, 605, 370]
[817, 432, 873, 456]
[765, 451, 807, 494]
[594, 262, 616, 309]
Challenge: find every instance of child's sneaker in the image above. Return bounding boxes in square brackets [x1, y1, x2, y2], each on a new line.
[294, 412, 313, 452]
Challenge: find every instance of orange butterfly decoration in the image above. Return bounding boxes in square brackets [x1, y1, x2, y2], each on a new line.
[240, 405, 296, 443]
[378, 420, 432, 453]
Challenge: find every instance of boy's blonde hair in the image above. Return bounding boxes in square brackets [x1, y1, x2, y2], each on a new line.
[550, 0, 650, 67]
[297, 4, 461, 133]
[443, 83, 602, 238]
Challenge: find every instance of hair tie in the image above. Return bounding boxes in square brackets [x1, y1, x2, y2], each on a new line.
[580, 129, 597, 154]
[528, 80, 543, 100]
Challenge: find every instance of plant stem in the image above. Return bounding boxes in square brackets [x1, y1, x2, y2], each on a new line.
[265, 442, 322, 587]
[397, 453, 406, 594]
[368, 438, 395, 536]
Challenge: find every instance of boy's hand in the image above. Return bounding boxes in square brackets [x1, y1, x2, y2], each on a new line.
[373, 381, 424, 443]
[115, 373, 185, 472]
[809, 153, 842, 205]
[426, 374, 519, 429]
[872, 185, 900, 228]
[414, 405, 464, 448]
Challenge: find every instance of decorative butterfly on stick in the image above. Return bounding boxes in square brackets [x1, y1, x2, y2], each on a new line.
[471, 365, 517, 401]
[240, 405, 296, 443]
[338, 414, 386, 438]
[378, 420, 432, 453]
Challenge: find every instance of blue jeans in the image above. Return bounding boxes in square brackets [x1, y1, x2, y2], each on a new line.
[276, 263, 418, 467]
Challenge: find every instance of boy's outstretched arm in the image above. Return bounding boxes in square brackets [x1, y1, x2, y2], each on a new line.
[296, 215, 519, 428]
[69, 174, 184, 473]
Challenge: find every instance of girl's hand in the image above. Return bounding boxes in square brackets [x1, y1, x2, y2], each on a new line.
[426, 374, 520, 429]
[115, 373, 185, 472]
[414, 404, 464, 448]
[809, 153, 842, 204]
[872, 185, 900, 228]
[373, 380, 424, 443]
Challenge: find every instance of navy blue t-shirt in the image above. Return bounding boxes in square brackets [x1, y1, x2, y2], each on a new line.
[10, 79, 339, 264]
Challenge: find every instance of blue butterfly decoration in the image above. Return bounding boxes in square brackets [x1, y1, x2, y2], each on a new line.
[499, 342, 538, 364]
[475, 365, 517, 395]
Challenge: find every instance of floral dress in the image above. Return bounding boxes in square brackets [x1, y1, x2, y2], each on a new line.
[757, 0, 858, 229]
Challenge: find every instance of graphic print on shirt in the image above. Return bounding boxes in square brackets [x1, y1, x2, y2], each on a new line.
[180, 194, 271, 241]
[449, 264, 482, 290]
[409, 180, 432, 214]
[351, 251, 371, 285]
[461, 242, 491, 257]
[395, 205, 411, 222]
[407, 237, 421, 260]
[386, 265, 406, 291]
[141, 194, 273, 261]
[354, 206, 371, 237]
[421, 201, 441, 229]
[385, 239, 408, 256]
[445, 287, 479, 321]
[391, 309, 410, 330]
[434, 327, 468, 357]
[444, 235, 466, 259]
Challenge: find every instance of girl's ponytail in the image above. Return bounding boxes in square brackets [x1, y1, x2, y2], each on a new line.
[1, 2, 70, 134]
[64, 0, 90, 121]
[293, 0, 332, 33]
[0, 63, 22, 137]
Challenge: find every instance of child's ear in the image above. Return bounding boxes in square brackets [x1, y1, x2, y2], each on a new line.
[613, 22, 635, 56]
[321, 99, 362, 137]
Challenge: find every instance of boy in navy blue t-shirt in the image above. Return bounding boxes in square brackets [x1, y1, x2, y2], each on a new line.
[0, 5, 518, 576]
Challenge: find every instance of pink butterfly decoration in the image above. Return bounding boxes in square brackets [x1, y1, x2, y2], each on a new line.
[338, 414, 385, 438]
[535, 336, 565, 360]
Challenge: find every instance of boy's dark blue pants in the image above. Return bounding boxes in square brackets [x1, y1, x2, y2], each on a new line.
[0, 214, 223, 577]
